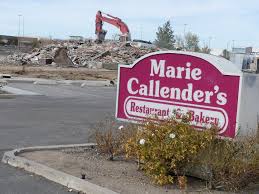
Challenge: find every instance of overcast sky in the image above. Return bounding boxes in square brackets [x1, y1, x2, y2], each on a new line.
[1, 0, 259, 48]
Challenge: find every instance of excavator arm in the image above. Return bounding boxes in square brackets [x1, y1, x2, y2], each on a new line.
[95, 11, 131, 43]
[100, 15, 130, 34]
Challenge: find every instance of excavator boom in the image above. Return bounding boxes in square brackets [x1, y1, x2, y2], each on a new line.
[95, 11, 131, 43]
[100, 16, 129, 34]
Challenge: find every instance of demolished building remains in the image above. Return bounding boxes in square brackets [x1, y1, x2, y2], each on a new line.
[3, 40, 159, 69]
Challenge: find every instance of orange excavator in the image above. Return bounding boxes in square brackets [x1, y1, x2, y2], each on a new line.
[95, 11, 131, 43]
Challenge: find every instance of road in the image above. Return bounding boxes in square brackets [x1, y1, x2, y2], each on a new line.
[0, 83, 116, 194]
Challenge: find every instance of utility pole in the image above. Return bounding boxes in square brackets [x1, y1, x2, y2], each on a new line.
[202, 40, 206, 48]
[232, 40, 235, 49]
[183, 24, 188, 50]
[18, 14, 22, 51]
[18, 14, 22, 37]
[226, 40, 232, 51]
[208, 36, 213, 49]
[140, 25, 143, 40]
[22, 16, 24, 37]
[183, 24, 187, 37]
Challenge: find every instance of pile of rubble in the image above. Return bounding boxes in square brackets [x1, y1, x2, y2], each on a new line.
[4, 40, 159, 69]
[5, 44, 61, 66]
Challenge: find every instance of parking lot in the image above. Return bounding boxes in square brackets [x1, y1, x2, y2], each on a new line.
[0, 83, 116, 193]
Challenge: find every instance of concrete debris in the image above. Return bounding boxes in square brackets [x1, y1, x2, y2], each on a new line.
[3, 40, 159, 69]
[54, 48, 74, 67]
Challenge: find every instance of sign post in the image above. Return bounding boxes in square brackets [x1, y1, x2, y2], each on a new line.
[116, 51, 243, 138]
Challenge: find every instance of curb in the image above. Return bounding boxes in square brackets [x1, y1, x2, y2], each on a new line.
[3, 78, 115, 87]
[0, 94, 16, 99]
[57, 80, 114, 87]
[2, 143, 118, 194]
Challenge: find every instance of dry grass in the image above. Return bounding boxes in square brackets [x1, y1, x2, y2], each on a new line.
[0, 64, 117, 80]
[94, 117, 136, 161]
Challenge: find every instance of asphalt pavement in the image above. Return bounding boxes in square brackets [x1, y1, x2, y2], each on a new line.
[0, 83, 116, 194]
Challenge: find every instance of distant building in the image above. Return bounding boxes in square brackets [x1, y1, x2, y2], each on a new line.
[37, 37, 54, 46]
[0, 35, 37, 46]
[69, 36, 84, 41]
[251, 48, 259, 54]
[0, 35, 18, 46]
[210, 48, 224, 56]
[232, 47, 252, 54]
[229, 47, 259, 72]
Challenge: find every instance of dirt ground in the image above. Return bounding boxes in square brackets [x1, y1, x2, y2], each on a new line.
[21, 147, 235, 194]
[0, 65, 117, 80]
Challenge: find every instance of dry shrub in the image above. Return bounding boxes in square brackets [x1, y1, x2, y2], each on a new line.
[94, 116, 259, 192]
[95, 117, 136, 160]
[124, 116, 217, 186]
[200, 135, 259, 191]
